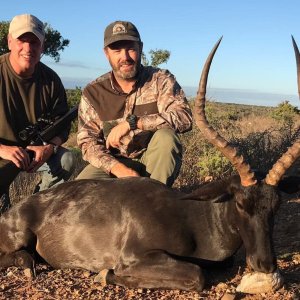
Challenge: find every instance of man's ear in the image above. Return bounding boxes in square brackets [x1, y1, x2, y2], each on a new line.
[103, 47, 109, 59]
[139, 42, 143, 54]
[7, 34, 12, 51]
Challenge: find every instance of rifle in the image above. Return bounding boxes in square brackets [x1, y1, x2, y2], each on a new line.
[1, 105, 78, 178]
[19, 105, 78, 146]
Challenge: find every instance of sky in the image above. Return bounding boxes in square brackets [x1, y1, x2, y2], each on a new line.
[1, 0, 300, 106]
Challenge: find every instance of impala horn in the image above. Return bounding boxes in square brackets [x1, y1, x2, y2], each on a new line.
[194, 37, 257, 187]
[265, 36, 300, 186]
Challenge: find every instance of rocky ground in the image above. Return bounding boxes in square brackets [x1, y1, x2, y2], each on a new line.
[0, 194, 299, 300]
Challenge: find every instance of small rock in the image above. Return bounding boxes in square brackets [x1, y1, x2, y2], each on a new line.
[6, 271, 14, 277]
[94, 269, 109, 286]
[83, 271, 91, 278]
[221, 293, 236, 300]
[236, 270, 284, 294]
[216, 282, 228, 290]
[24, 268, 33, 279]
[204, 176, 213, 182]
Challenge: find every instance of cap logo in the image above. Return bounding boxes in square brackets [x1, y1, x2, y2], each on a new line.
[112, 24, 127, 35]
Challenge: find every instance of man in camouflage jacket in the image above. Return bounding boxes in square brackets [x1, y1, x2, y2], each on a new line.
[77, 20, 192, 186]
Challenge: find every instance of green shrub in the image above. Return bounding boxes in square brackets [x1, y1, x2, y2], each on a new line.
[197, 145, 234, 179]
[66, 87, 81, 107]
[270, 101, 299, 126]
[66, 87, 81, 134]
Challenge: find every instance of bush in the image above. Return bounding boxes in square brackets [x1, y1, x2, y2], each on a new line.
[270, 101, 299, 125]
[175, 101, 300, 187]
[197, 145, 233, 179]
[66, 87, 81, 134]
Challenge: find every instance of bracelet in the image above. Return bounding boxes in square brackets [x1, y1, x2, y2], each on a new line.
[48, 143, 59, 155]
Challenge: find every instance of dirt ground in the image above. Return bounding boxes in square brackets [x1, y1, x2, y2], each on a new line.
[0, 193, 299, 300]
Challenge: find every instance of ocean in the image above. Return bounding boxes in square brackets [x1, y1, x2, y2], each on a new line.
[183, 86, 299, 108]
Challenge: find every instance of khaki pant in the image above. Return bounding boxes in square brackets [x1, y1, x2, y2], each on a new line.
[76, 128, 182, 187]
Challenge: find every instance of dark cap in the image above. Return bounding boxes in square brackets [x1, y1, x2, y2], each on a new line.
[104, 21, 141, 48]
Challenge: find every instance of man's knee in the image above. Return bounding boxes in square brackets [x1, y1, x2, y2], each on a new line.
[60, 150, 75, 172]
[150, 129, 182, 154]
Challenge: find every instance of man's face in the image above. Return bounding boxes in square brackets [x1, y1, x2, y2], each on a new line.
[104, 40, 142, 80]
[8, 32, 43, 77]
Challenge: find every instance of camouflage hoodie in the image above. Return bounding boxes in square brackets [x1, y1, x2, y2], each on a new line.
[77, 65, 192, 174]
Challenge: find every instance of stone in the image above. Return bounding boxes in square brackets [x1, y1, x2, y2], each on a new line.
[221, 293, 236, 300]
[24, 268, 34, 279]
[236, 270, 284, 294]
[94, 269, 109, 285]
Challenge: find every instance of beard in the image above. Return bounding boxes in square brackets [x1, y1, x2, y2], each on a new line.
[109, 57, 141, 80]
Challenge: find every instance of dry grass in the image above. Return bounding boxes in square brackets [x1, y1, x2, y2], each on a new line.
[235, 115, 278, 135]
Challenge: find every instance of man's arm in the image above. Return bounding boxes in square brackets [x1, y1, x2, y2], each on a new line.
[0, 144, 32, 170]
[25, 76, 70, 172]
[77, 95, 139, 177]
[137, 69, 193, 133]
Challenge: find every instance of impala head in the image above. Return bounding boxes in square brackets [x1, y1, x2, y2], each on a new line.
[194, 36, 300, 273]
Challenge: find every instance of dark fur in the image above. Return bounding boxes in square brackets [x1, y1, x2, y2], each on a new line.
[0, 175, 297, 291]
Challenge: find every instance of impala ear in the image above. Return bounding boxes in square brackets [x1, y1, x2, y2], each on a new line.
[180, 179, 234, 202]
[278, 176, 300, 194]
[209, 193, 232, 203]
[180, 192, 231, 202]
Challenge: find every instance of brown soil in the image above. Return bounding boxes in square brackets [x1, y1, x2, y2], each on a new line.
[0, 194, 299, 300]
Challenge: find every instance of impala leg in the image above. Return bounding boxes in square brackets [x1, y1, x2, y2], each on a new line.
[103, 251, 205, 291]
[0, 213, 37, 276]
[0, 250, 36, 276]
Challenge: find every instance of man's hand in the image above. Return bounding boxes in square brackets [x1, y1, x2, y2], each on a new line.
[110, 162, 140, 178]
[106, 121, 130, 149]
[26, 144, 54, 173]
[0, 144, 32, 170]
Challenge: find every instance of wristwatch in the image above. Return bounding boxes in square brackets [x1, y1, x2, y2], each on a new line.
[49, 143, 59, 155]
[126, 114, 138, 130]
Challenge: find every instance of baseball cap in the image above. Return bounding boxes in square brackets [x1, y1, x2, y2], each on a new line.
[9, 14, 45, 43]
[104, 21, 141, 48]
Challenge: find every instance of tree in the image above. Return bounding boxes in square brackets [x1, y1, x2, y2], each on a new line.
[66, 86, 82, 107]
[0, 21, 69, 62]
[142, 49, 170, 67]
